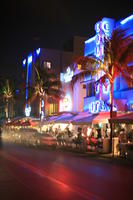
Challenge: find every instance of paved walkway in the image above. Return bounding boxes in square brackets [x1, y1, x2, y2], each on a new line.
[55, 145, 133, 166]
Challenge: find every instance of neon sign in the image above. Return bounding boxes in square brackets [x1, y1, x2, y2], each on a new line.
[85, 36, 96, 44]
[27, 54, 32, 64]
[25, 105, 31, 117]
[59, 94, 72, 112]
[23, 59, 26, 66]
[89, 100, 110, 113]
[95, 18, 114, 60]
[102, 79, 110, 94]
[60, 67, 73, 83]
[120, 15, 133, 25]
[41, 99, 44, 119]
[95, 21, 104, 60]
[25, 53, 33, 111]
[95, 83, 100, 94]
[36, 48, 41, 55]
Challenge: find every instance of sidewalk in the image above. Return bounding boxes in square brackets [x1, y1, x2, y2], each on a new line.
[85, 150, 133, 166]
[55, 145, 133, 166]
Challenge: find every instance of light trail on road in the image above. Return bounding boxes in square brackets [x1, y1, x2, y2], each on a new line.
[1, 142, 133, 200]
[0, 151, 103, 200]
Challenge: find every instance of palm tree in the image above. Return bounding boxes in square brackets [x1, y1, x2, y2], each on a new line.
[72, 28, 133, 152]
[28, 67, 62, 121]
[1, 79, 13, 121]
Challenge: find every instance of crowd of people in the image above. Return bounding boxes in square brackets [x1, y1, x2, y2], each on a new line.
[1, 120, 133, 156]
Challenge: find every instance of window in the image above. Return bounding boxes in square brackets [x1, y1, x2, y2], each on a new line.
[87, 82, 95, 97]
[43, 61, 51, 69]
[83, 84, 86, 89]
[77, 64, 81, 70]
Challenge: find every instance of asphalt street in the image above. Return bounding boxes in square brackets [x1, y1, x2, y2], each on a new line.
[0, 141, 133, 200]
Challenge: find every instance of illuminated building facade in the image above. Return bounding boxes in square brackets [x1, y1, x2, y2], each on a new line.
[83, 14, 133, 113]
[22, 36, 86, 117]
[60, 67, 73, 112]
[59, 37, 86, 113]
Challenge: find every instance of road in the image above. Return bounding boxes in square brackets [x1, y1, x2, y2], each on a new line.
[0, 141, 133, 200]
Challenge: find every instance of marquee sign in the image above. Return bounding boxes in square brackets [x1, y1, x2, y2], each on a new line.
[89, 100, 110, 113]
[95, 18, 114, 60]
[59, 94, 72, 112]
[60, 67, 73, 83]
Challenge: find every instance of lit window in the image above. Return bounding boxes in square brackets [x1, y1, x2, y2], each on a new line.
[77, 64, 81, 70]
[43, 61, 51, 69]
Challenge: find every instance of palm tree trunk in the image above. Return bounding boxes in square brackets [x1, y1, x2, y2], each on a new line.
[5, 99, 9, 121]
[110, 81, 113, 153]
[39, 97, 42, 121]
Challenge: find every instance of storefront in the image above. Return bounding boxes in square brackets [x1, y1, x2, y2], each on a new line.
[109, 112, 133, 157]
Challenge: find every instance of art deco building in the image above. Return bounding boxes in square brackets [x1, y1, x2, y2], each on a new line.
[22, 36, 86, 117]
[72, 15, 133, 114]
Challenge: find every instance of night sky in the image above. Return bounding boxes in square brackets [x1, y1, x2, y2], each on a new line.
[0, 0, 133, 79]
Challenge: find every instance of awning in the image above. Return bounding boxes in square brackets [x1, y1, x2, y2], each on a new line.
[48, 115, 60, 123]
[92, 112, 111, 124]
[109, 112, 133, 124]
[72, 112, 95, 125]
[55, 113, 76, 123]
[72, 112, 117, 125]
[43, 112, 77, 124]
[47, 112, 110, 125]
[42, 111, 128, 126]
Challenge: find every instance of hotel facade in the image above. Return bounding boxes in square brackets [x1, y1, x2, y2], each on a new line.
[22, 15, 133, 120]
[60, 14, 133, 115]
[22, 36, 85, 117]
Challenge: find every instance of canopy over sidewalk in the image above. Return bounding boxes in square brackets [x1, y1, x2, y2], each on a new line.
[54, 113, 76, 123]
[72, 112, 96, 125]
[72, 112, 114, 125]
[93, 112, 111, 124]
[109, 112, 133, 124]
[43, 112, 77, 124]
[42, 111, 125, 126]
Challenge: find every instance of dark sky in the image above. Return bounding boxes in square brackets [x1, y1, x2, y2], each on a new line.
[0, 0, 133, 78]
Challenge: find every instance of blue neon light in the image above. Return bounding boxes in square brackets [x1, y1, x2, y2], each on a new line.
[89, 100, 110, 113]
[26, 64, 29, 100]
[85, 36, 95, 44]
[95, 83, 100, 94]
[36, 48, 41, 55]
[23, 59, 26, 66]
[120, 15, 133, 25]
[25, 105, 31, 117]
[28, 54, 32, 64]
[26, 54, 32, 100]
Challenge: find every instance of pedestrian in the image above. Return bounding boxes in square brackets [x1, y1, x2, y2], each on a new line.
[118, 129, 128, 157]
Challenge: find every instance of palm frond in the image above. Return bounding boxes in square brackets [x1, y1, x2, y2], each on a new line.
[119, 42, 133, 65]
[35, 67, 41, 81]
[74, 56, 98, 70]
